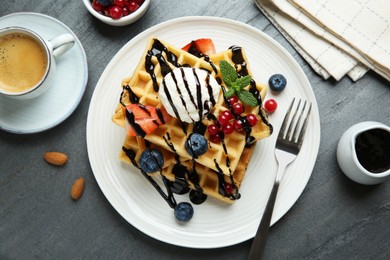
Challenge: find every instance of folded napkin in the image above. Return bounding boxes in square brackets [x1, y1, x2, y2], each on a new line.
[255, 0, 390, 82]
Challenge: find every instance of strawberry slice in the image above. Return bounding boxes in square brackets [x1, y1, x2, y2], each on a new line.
[125, 104, 171, 137]
[181, 42, 193, 52]
[182, 38, 216, 57]
[194, 38, 216, 56]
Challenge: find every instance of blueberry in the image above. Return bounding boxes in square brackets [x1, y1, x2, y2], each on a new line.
[185, 133, 208, 158]
[268, 74, 287, 92]
[174, 202, 194, 222]
[139, 148, 164, 173]
[97, 0, 113, 7]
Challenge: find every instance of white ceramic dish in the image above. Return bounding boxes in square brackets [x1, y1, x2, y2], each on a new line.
[86, 16, 321, 248]
[82, 0, 151, 26]
[337, 121, 390, 185]
[0, 12, 88, 134]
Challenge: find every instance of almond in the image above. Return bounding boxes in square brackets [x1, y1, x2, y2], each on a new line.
[43, 152, 68, 166]
[71, 177, 85, 201]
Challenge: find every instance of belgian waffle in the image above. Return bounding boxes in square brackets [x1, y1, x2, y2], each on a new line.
[112, 38, 272, 203]
[113, 38, 271, 175]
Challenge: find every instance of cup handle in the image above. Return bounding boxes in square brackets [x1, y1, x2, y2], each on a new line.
[48, 33, 75, 58]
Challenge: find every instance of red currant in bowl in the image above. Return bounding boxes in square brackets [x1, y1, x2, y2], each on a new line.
[83, 0, 150, 26]
[109, 6, 123, 19]
[114, 0, 127, 7]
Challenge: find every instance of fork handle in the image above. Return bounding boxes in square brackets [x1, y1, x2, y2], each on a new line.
[248, 180, 280, 260]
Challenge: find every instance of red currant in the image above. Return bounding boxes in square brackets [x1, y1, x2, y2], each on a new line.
[134, 0, 145, 4]
[232, 102, 244, 115]
[224, 183, 233, 195]
[221, 110, 233, 121]
[210, 132, 222, 143]
[127, 1, 140, 12]
[109, 6, 123, 19]
[92, 0, 105, 12]
[264, 99, 278, 113]
[233, 119, 244, 131]
[222, 123, 234, 135]
[121, 6, 130, 16]
[114, 0, 127, 7]
[218, 114, 230, 126]
[207, 124, 219, 135]
[246, 113, 258, 127]
[228, 96, 239, 105]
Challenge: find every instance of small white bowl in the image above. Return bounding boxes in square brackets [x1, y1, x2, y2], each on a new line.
[82, 0, 151, 26]
[337, 121, 390, 185]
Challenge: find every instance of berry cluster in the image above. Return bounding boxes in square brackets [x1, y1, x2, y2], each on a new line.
[207, 96, 258, 143]
[92, 0, 144, 20]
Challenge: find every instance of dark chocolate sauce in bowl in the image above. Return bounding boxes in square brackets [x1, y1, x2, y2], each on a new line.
[355, 128, 390, 173]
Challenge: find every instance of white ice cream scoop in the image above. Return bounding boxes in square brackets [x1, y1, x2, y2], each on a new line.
[159, 67, 220, 123]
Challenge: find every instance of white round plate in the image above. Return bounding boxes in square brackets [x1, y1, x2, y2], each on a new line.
[87, 17, 320, 248]
[0, 12, 88, 134]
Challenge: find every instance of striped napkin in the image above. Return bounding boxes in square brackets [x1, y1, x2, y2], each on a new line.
[255, 0, 390, 82]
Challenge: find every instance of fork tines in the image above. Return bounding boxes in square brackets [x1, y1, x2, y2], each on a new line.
[278, 98, 312, 148]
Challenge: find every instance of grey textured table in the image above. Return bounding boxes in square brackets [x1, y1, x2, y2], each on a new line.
[1, 1, 389, 259]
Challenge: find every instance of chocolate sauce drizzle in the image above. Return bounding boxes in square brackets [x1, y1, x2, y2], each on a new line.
[122, 146, 177, 208]
[120, 85, 139, 106]
[214, 159, 240, 200]
[145, 39, 179, 92]
[185, 41, 218, 74]
[163, 132, 207, 204]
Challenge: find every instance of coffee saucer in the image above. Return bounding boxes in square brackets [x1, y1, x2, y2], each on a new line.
[0, 12, 88, 134]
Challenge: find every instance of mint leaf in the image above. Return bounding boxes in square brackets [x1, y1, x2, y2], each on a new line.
[220, 60, 237, 87]
[224, 87, 235, 98]
[237, 90, 258, 106]
[219, 60, 259, 107]
[235, 75, 252, 90]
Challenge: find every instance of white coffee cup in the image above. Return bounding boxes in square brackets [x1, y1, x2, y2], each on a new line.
[337, 121, 390, 185]
[0, 26, 75, 99]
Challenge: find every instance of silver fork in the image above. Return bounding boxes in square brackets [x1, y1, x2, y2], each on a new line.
[248, 98, 312, 260]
